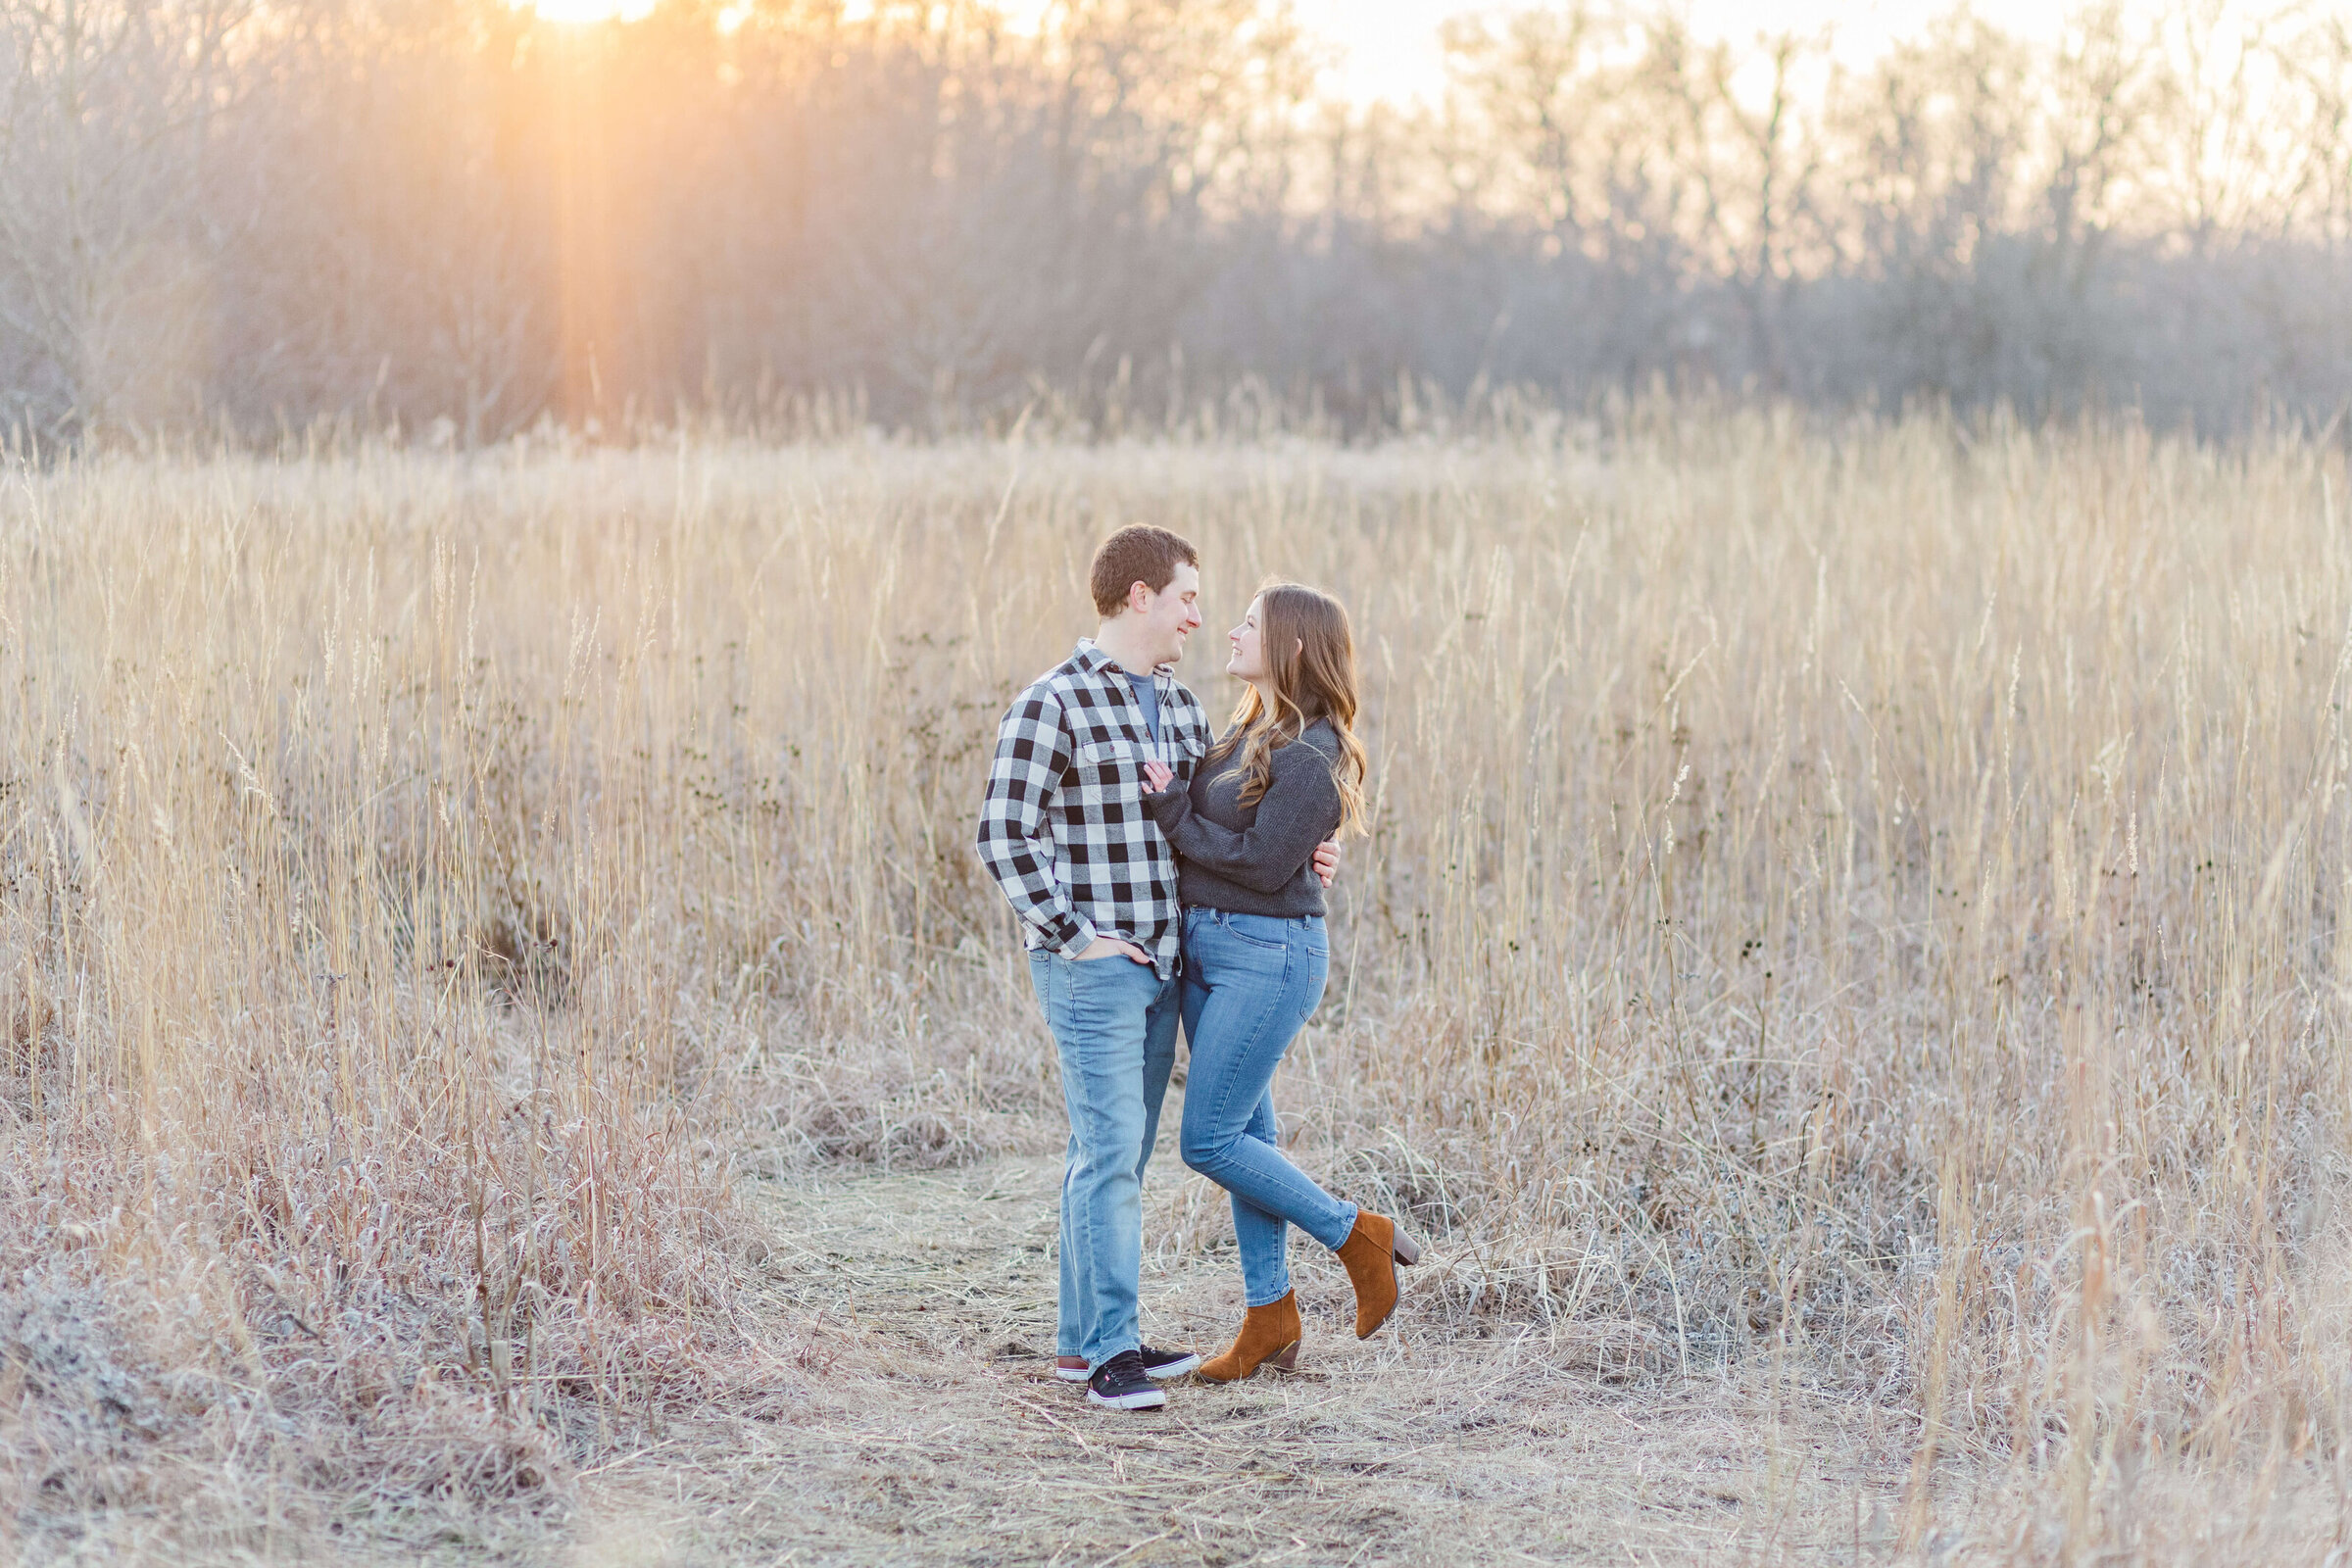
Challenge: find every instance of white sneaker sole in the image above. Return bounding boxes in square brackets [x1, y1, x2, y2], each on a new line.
[1087, 1385, 1168, 1410]
[1058, 1353, 1200, 1382]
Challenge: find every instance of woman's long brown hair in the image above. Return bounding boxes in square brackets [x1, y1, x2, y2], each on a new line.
[1208, 582, 1369, 835]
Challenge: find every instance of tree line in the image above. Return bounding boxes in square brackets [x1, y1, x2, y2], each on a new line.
[1, 0, 2347, 443]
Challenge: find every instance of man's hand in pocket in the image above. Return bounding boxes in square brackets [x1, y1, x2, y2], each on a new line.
[1077, 936, 1154, 964]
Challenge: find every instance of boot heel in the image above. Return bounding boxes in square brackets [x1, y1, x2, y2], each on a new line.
[1392, 1232, 1421, 1266]
[1268, 1341, 1301, 1373]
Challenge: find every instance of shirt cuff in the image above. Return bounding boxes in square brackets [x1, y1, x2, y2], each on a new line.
[1049, 914, 1098, 957]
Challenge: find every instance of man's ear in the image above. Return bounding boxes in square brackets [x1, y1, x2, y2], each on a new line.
[1128, 580, 1153, 615]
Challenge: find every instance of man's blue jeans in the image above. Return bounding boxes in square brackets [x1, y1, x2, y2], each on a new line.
[1178, 909, 1357, 1307]
[1028, 950, 1180, 1372]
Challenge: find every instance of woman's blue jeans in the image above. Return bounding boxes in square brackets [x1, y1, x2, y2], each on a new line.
[1179, 909, 1358, 1307]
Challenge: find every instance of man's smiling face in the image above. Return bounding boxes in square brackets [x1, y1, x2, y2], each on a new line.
[1132, 562, 1202, 668]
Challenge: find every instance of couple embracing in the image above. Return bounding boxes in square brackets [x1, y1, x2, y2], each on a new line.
[974, 525, 1421, 1412]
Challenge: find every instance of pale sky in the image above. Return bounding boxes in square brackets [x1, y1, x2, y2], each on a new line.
[951, 1, 2167, 106]
[1285, 0, 2132, 106]
[635, 1, 2216, 93]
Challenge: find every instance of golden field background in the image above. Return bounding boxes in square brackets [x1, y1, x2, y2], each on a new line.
[3, 407, 2350, 1561]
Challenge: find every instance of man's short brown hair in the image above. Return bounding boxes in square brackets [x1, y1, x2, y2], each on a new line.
[1089, 525, 1199, 617]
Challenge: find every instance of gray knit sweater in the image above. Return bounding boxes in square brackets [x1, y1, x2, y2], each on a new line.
[1144, 718, 1343, 918]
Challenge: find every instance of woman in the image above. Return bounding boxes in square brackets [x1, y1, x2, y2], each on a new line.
[1141, 582, 1420, 1383]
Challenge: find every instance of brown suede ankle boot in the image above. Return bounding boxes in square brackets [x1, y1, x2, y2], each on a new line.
[1196, 1291, 1303, 1383]
[1334, 1211, 1422, 1339]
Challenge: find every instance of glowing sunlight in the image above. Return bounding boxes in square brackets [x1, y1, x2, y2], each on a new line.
[524, 0, 654, 24]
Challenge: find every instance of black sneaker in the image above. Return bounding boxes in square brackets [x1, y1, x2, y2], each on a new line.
[1138, 1344, 1200, 1380]
[1086, 1349, 1167, 1410]
[1057, 1345, 1200, 1382]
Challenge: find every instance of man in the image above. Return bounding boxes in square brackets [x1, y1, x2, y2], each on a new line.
[975, 525, 1337, 1411]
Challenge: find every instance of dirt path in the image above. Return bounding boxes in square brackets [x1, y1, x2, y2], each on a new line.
[565, 1156, 1920, 1567]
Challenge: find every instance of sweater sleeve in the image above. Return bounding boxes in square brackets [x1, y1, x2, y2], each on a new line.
[1145, 740, 1341, 895]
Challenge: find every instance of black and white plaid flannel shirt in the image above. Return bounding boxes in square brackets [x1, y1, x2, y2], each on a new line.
[974, 640, 1211, 977]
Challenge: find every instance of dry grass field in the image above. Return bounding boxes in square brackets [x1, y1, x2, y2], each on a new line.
[3, 405, 2350, 1564]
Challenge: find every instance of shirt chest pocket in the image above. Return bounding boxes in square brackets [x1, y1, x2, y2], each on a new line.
[1070, 738, 1142, 795]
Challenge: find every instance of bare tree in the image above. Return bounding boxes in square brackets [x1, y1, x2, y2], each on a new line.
[0, 0, 256, 438]
[0, 0, 2345, 440]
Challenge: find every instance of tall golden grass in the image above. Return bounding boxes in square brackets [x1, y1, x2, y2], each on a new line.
[3, 406, 2348, 1557]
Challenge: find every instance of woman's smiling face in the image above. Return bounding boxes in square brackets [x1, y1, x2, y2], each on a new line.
[1226, 595, 1267, 680]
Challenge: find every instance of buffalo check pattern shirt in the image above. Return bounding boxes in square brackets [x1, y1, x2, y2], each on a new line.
[975, 640, 1211, 977]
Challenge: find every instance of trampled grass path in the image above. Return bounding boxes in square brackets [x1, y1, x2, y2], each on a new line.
[567, 1155, 1920, 1567]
